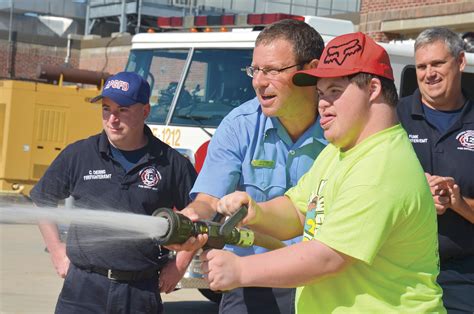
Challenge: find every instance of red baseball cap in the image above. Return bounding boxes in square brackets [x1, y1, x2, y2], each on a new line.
[293, 32, 394, 86]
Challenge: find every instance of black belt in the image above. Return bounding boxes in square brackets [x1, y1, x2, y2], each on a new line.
[76, 264, 159, 282]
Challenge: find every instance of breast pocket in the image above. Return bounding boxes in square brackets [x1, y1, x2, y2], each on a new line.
[241, 165, 288, 202]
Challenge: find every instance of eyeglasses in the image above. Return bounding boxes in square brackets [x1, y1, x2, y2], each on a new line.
[245, 62, 307, 78]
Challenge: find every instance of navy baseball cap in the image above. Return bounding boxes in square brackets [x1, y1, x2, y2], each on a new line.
[91, 71, 150, 106]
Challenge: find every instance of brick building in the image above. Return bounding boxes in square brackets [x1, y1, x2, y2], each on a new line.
[0, 32, 130, 82]
[359, 0, 474, 42]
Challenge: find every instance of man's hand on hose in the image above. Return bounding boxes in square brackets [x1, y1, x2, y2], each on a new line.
[164, 233, 208, 252]
[217, 191, 261, 226]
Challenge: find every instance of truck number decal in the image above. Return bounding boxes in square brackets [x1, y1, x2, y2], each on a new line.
[161, 128, 181, 147]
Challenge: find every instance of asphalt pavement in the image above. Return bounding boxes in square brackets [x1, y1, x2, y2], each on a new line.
[0, 223, 218, 314]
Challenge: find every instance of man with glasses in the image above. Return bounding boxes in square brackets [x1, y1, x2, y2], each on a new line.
[164, 19, 326, 314]
[198, 31, 444, 314]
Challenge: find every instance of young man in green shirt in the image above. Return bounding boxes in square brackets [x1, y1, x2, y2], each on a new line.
[175, 32, 445, 313]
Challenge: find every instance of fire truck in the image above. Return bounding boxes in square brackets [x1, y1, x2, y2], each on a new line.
[122, 12, 474, 302]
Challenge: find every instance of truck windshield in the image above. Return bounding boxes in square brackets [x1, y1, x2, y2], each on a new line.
[126, 48, 254, 128]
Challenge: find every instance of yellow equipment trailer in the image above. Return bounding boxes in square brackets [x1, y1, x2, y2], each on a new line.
[0, 79, 103, 196]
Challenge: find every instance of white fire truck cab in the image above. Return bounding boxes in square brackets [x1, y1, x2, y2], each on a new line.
[123, 13, 474, 302]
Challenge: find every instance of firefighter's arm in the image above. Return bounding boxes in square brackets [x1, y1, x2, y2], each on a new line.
[159, 249, 196, 293]
[448, 185, 474, 224]
[38, 221, 70, 278]
[185, 192, 220, 220]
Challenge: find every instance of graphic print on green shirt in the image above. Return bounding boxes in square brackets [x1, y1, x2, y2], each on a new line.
[303, 180, 327, 241]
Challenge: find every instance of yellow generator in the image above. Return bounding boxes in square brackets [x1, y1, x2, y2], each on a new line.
[0, 69, 107, 196]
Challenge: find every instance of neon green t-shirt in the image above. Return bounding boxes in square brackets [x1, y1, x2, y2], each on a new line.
[286, 124, 445, 314]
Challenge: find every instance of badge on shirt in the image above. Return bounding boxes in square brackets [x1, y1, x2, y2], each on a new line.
[456, 130, 474, 151]
[251, 159, 275, 168]
[138, 166, 161, 190]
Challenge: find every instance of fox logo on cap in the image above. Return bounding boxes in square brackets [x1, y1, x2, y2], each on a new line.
[324, 39, 362, 66]
[292, 32, 394, 86]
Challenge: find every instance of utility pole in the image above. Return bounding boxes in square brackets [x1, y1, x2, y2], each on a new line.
[135, 0, 142, 34]
[120, 0, 127, 33]
[85, 0, 90, 35]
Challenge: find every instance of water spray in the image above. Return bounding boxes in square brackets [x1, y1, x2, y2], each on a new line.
[0, 205, 265, 250]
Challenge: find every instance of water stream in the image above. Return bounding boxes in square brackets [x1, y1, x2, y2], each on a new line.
[0, 204, 169, 240]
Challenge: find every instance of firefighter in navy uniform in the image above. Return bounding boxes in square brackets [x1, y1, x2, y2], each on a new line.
[30, 72, 197, 314]
[397, 28, 474, 313]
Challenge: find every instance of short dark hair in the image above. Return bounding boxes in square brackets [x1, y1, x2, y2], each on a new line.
[348, 73, 398, 107]
[255, 19, 324, 65]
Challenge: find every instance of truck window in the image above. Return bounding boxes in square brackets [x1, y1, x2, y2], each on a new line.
[127, 48, 254, 127]
[399, 65, 417, 98]
[170, 49, 254, 128]
[126, 49, 191, 124]
[462, 72, 474, 100]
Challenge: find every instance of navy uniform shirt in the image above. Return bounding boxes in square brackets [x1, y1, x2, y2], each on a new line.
[398, 89, 474, 264]
[30, 126, 197, 271]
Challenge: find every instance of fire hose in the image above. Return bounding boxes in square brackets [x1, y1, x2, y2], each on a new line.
[151, 206, 285, 291]
[151, 206, 255, 249]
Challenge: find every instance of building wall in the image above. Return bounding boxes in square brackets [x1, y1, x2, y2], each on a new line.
[0, 39, 80, 80]
[78, 36, 132, 75]
[0, 36, 130, 81]
[360, 0, 474, 42]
